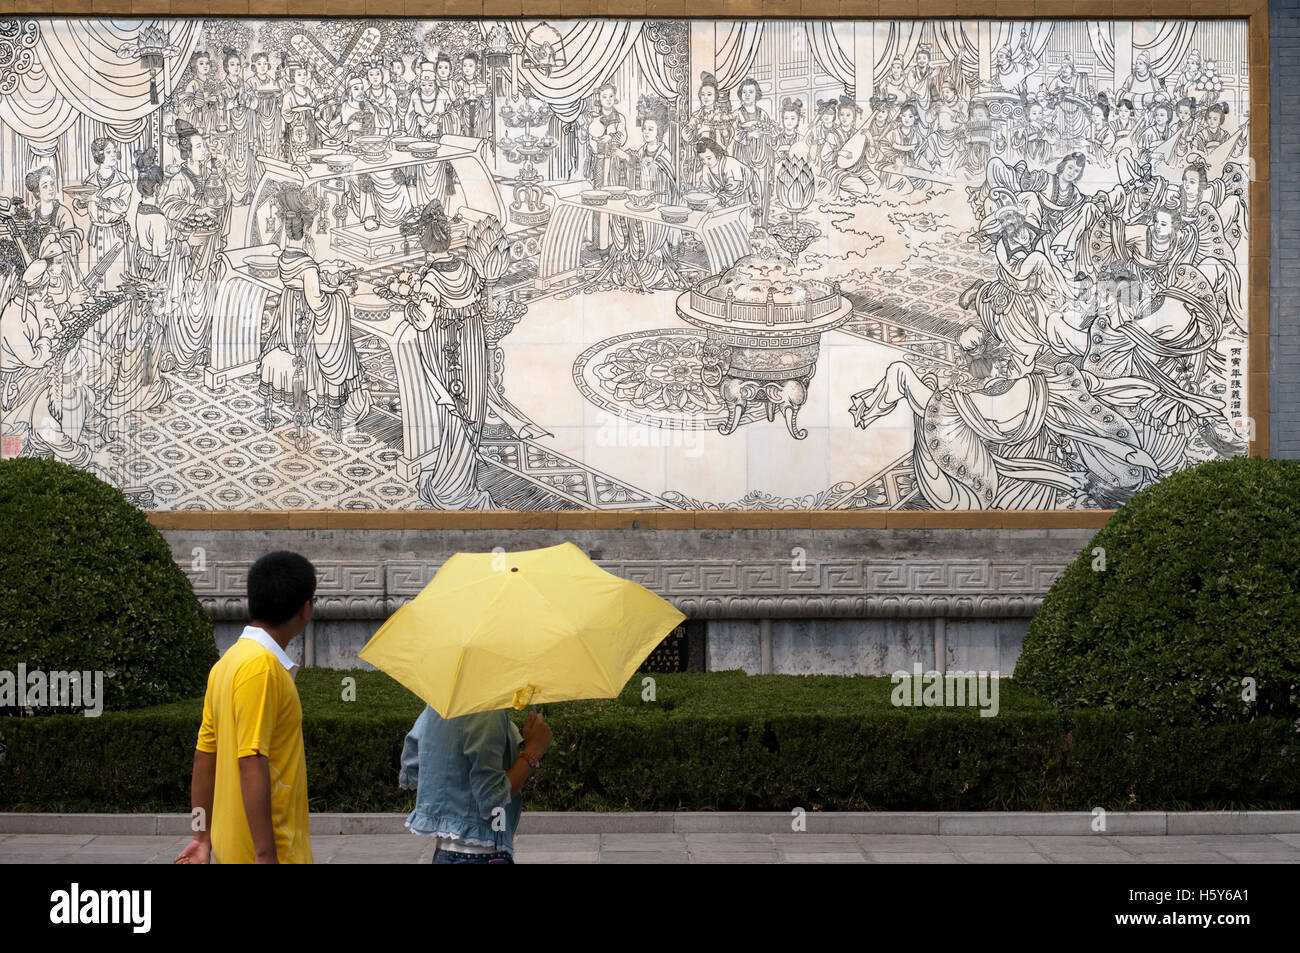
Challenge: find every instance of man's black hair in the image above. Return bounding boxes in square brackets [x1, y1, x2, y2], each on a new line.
[248, 551, 317, 626]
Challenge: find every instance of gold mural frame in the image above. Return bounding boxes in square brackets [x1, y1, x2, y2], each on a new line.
[3, 1, 1268, 531]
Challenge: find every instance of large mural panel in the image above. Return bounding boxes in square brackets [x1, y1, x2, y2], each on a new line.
[0, 17, 1251, 510]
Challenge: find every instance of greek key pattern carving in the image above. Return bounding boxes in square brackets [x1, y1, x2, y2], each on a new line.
[187, 557, 1066, 620]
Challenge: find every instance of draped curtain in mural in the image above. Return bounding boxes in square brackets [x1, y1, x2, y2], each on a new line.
[1086, 20, 1198, 75]
[632, 27, 679, 101]
[0, 19, 201, 142]
[501, 19, 643, 123]
[0, 19, 201, 190]
[711, 21, 765, 92]
[928, 20, 1053, 82]
[805, 21, 855, 94]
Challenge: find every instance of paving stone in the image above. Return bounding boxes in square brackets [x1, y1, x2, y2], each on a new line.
[2, 852, 85, 863]
[3, 826, 1296, 864]
[144, 838, 199, 864]
[865, 851, 961, 863]
[1167, 813, 1300, 835]
[1214, 851, 1300, 863]
[1022, 835, 1123, 849]
[599, 850, 689, 864]
[1129, 852, 1236, 863]
[1045, 849, 1143, 864]
[329, 853, 424, 864]
[601, 833, 687, 850]
[515, 851, 601, 864]
[690, 851, 781, 864]
[326, 834, 423, 850]
[524, 812, 672, 834]
[1, 834, 96, 849]
[671, 812, 803, 833]
[688, 834, 777, 850]
[854, 834, 951, 852]
[955, 851, 1051, 864]
[939, 835, 1037, 851]
[778, 851, 868, 863]
[939, 812, 1162, 836]
[514, 834, 601, 850]
[54, 854, 148, 865]
[1181, 834, 1297, 850]
[1110, 836, 1234, 851]
[769, 833, 860, 847]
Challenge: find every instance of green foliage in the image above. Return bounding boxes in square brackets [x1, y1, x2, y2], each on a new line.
[1, 670, 1296, 812]
[0, 458, 216, 713]
[1015, 457, 1300, 726]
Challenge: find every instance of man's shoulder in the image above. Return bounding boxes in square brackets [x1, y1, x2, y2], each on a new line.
[215, 638, 282, 680]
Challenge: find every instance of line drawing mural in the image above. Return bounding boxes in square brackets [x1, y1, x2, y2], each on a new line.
[0, 17, 1251, 511]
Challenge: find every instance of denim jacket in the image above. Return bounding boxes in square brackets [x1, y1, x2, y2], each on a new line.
[399, 705, 523, 851]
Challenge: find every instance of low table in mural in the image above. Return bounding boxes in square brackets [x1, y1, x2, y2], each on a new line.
[205, 243, 283, 390]
[349, 289, 452, 482]
[245, 134, 506, 247]
[535, 181, 752, 292]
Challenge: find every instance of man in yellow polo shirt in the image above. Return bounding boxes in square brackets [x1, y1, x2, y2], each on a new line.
[175, 551, 317, 865]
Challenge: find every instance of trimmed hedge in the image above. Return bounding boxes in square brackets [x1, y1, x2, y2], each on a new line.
[0, 458, 217, 713]
[1, 671, 1296, 812]
[1015, 457, 1300, 726]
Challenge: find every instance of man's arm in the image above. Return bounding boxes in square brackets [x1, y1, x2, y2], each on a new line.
[176, 672, 218, 864]
[239, 754, 278, 864]
[175, 749, 216, 863]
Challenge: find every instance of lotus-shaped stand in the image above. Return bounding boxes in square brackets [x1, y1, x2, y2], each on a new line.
[768, 219, 821, 263]
[771, 155, 820, 264]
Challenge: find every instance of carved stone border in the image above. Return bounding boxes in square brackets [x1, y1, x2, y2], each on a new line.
[187, 556, 1067, 619]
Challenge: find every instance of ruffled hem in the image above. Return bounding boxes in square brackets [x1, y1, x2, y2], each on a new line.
[404, 810, 508, 850]
[403, 818, 504, 850]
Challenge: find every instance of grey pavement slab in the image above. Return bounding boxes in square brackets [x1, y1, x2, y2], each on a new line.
[1166, 812, 1300, 835]
[1045, 849, 1143, 864]
[866, 852, 962, 863]
[8, 811, 1300, 836]
[600, 833, 689, 850]
[692, 852, 781, 863]
[600, 850, 690, 864]
[938, 812, 1164, 836]
[778, 851, 869, 863]
[939, 835, 1039, 851]
[2, 831, 1299, 863]
[687, 833, 778, 850]
[1130, 852, 1237, 864]
[854, 834, 950, 851]
[516, 852, 601, 864]
[955, 851, 1052, 864]
[514, 834, 601, 850]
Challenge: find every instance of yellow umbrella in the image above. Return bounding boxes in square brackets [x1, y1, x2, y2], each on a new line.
[359, 541, 686, 718]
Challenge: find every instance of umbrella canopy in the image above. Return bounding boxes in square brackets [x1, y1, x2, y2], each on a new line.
[359, 542, 685, 718]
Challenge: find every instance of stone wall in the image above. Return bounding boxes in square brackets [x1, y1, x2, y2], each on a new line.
[171, 527, 1094, 676]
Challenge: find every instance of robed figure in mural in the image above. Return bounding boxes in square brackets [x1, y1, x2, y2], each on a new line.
[159, 119, 229, 373]
[103, 152, 172, 420]
[400, 200, 492, 509]
[258, 189, 369, 432]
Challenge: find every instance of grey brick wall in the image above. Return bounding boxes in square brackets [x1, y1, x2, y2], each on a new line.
[1274, 0, 1300, 458]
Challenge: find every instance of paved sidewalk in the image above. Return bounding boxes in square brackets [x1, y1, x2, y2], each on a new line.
[4, 831, 1299, 863]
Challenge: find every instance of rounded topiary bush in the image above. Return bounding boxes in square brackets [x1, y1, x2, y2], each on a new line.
[0, 458, 216, 714]
[1015, 457, 1300, 725]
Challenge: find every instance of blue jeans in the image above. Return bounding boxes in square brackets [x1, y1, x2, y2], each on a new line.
[432, 847, 513, 864]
